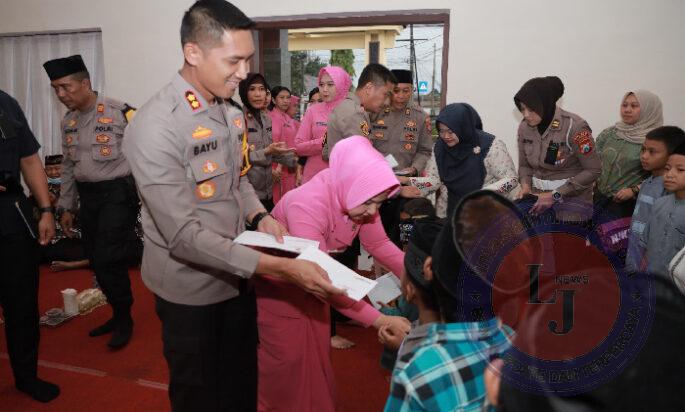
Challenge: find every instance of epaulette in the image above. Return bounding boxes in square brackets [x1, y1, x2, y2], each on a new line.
[121, 104, 136, 123]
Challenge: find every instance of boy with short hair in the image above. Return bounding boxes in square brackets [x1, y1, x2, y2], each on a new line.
[641, 139, 685, 278]
[385, 201, 510, 412]
[378, 218, 442, 370]
[626, 126, 685, 271]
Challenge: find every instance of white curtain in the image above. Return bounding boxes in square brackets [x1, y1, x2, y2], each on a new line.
[0, 30, 105, 160]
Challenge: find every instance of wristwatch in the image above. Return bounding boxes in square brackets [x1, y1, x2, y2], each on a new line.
[38, 206, 55, 214]
[249, 211, 271, 230]
[552, 190, 563, 203]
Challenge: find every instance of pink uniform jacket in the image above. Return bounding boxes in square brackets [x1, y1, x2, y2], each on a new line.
[256, 136, 402, 412]
[294, 66, 352, 184]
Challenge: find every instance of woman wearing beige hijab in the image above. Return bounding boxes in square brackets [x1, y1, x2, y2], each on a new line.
[595, 90, 663, 217]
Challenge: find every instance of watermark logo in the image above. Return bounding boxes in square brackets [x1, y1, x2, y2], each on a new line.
[457, 196, 654, 395]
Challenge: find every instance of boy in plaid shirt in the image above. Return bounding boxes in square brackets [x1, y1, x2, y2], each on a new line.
[385, 192, 513, 411]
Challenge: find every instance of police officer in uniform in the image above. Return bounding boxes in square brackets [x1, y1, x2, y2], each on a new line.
[0, 89, 60, 402]
[122, 2, 342, 410]
[370, 69, 433, 176]
[371, 69, 433, 243]
[43, 55, 139, 349]
[239, 73, 296, 211]
[322, 63, 395, 160]
[515, 76, 601, 222]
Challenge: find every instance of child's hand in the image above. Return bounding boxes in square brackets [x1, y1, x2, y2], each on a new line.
[378, 324, 405, 350]
[613, 188, 634, 202]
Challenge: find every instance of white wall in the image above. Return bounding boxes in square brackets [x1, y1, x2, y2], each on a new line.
[1, 0, 684, 161]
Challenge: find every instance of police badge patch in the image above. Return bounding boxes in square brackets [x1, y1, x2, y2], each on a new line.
[360, 121, 370, 137]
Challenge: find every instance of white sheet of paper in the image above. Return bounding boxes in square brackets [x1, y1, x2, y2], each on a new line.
[233, 231, 319, 254]
[367, 273, 402, 309]
[296, 246, 377, 301]
[385, 154, 399, 169]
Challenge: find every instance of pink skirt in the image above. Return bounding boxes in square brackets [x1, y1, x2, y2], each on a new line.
[256, 276, 336, 412]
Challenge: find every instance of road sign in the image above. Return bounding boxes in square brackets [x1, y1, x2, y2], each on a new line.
[418, 80, 429, 94]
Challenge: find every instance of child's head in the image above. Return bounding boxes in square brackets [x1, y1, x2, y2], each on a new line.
[664, 142, 685, 193]
[399, 198, 437, 246]
[401, 219, 442, 313]
[642, 126, 685, 173]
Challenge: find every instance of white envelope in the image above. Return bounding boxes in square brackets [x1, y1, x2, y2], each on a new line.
[234, 231, 319, 254]
[296, 246, 377, 301]
[367, 273, 402, 309]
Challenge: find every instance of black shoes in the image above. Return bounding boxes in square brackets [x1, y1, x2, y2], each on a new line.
[16, 377, 60, 403]
[88, 318, 117, 337]
[107, 317, 133, 349]
[88, 310, 133, 349]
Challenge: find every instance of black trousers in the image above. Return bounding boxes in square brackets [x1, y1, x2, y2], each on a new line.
[77, 176, 138, 309]
[155, 290, 258, 412]
[0, 231, 40, 383]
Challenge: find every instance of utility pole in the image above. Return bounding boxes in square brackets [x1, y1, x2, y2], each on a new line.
[396, 28, 427, 106]
[431, 43, 436, 115]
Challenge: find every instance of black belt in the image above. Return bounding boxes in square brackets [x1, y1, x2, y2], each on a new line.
[76, 175, 133, 193]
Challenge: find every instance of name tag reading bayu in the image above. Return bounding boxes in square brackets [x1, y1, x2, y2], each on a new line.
[193, 140, 218, 156]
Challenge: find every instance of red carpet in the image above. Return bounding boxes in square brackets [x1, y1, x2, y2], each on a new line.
[0, 266, 390, 411]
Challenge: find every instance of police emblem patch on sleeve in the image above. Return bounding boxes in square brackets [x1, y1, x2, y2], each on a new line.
[572, 130, 594, 155]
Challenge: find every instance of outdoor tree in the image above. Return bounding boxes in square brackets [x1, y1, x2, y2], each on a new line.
[290, 51, 326, 96]
[330, 49, 356, 78]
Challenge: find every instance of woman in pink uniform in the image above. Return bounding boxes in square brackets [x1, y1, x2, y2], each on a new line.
[256, 136, 411, 412]
[294, 66, 352, 184]
[270, 86, 299, 203]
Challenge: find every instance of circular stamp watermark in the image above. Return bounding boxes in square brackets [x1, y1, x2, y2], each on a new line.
[455, 195, 655, 396]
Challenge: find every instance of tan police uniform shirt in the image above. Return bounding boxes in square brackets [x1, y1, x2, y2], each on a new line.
[518, 106, 601, 220]
[245, 110, 296, 200]
[122, 73, 264, 306]
[322, 94, 370, 160]
[58, 94, 133, 211]
[370, 104, 433, 173]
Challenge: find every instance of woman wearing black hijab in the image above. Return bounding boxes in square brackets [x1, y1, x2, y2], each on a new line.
[432, 103, 519, 217]
[238, 73, 295, 211]
[514, 76, 601, 221]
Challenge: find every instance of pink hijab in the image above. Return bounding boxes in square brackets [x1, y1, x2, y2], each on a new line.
[328, 136, 400, 210]
[319, 66, 352, 114]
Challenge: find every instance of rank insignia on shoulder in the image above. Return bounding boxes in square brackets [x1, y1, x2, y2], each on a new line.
[68, 119, 77, 127]
[185, 91, 202, 111]
[233, 117, 243, 129]
[96, 134, 110, 143]
[122, 104, 136, 123]
[551, 119, 561, 130]
[97, 117, 113, 124]
[192, 126, 213, 140]
[195, 181, 216, 200]
[405, 108, 411, 116]
[572, 130, 594, 155]
[97, 104, 105, 113]
[360, 121, 370, 136]
[202, 160, 219, 174]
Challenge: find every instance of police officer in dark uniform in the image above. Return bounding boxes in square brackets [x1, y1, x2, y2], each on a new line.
[0, 89, 60, 402]
[43, 55, 139, 349]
